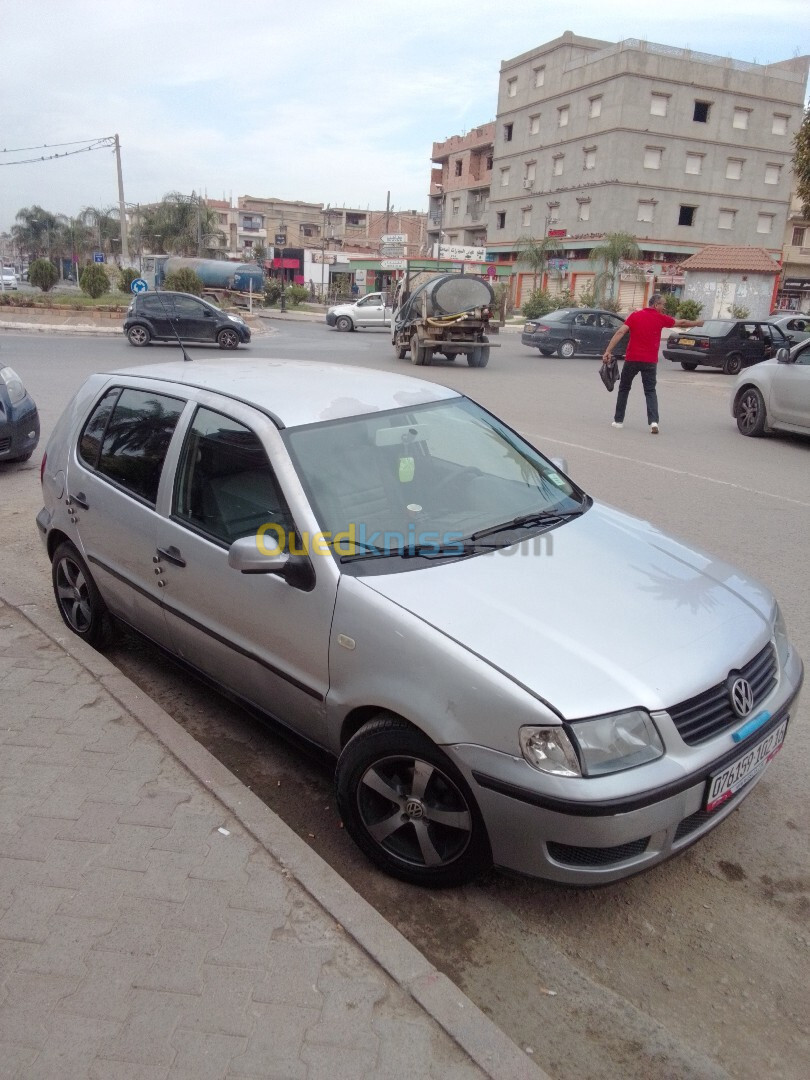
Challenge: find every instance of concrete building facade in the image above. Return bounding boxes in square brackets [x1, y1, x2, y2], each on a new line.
[487, 31, 809, 302]
[777, 190, 810, 311]
[428, 125, 495, 255]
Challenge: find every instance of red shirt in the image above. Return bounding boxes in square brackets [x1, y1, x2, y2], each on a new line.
[624, 308, 675, 363]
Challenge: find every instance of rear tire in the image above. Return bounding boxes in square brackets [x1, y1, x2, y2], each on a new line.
[467, 339, 490, 367]
[127, 325, 150, 347]
[680, 362, 698, 371]
[723, 352, 743, 375]
[558, 339, 576, 359]
[51, 541, 115, 650]
[736, 387, 767, 437]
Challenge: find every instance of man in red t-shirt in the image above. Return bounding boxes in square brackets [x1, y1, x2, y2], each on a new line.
[602, 293, 703, 433]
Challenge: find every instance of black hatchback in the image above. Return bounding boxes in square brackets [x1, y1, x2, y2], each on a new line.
[663, 319, 790, 375]
[123, 292, 251, 350]
[521, 308, 626, 358]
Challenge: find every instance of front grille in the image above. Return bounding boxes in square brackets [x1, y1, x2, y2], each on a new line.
[668, 644, 776, 746]
[674, 810, 714, 842]
[547, 837, 649, 868]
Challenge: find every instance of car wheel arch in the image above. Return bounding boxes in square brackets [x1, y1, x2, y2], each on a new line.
[339, 704, 418, 750]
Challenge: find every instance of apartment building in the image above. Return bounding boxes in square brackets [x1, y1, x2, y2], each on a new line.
[428, 125, 495, 254]
[487, 32, 809, 303]
[777, 191, 810, 311]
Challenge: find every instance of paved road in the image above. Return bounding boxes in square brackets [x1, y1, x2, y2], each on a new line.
[3, 325, 809, 1080]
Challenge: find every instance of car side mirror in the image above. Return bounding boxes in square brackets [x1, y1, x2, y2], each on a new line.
[228, 537, 315, 590]
[775, 347, 791, 364]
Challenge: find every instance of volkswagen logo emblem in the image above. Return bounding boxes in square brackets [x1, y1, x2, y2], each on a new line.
[729, 676, 754, 718]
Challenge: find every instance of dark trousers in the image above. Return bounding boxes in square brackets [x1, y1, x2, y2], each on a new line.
[614, 361, 659, 424]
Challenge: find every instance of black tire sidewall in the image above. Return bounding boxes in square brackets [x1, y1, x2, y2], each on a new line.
[51, 541, 114, 648]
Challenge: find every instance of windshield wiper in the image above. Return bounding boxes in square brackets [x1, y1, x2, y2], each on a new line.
[339, 541, 496, 564]
[469, 507, 585, 542]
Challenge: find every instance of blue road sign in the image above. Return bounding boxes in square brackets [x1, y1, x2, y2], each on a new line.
[93, 252, 105, 263]
[131, 278, 148, 294]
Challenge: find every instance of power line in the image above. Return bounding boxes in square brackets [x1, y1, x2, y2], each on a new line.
[0, 138, 114, 167]
[1, 137, 114, 153]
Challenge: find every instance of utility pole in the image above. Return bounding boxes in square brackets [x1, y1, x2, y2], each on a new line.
[113, 135, 130, 264]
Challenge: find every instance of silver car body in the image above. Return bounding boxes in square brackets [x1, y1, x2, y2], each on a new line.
[327, 292, 391, 330]
[38, 358, 803, 885]
[1, 268, 18, 290]
[731, 338, 810, 435]
[768, 313, 810, 345]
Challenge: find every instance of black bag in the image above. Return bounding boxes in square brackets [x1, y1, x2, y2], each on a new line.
[599, 357, 619, 392]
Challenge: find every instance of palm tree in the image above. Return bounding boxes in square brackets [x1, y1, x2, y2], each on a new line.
[80, 205, 121, 257]
[515, 234, 561, 292]
[11, 205, 61, 260]
[589, 232, 643, 305]
[141, 193, 225, 256]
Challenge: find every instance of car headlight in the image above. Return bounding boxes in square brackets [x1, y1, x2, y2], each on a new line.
[773, 602, 790, 669]
[0, 366, 26, 405]
[227, 314, 245, 325]
[521, 710, 664, 778]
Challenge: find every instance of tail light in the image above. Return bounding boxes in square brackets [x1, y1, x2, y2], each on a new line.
[699, 340, 710, 349]
[40, 450, 47, 485]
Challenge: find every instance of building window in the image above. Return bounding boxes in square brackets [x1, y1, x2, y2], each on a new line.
[552, 155, 564, 176]
[547, 203, 560, 223]
[685, 153, 703, 175]
[637, 200, 655, 223]
[650, 93, 669, 117]
[522, 208, 532, 228]
[589, 96, 602, 118]
[583, 147, 596, 170]
[451, 198, 460, 217]
[485, 155, 493, 171]
[504, 123, 513, 142]
[644, 147, 663, 170]
[534, 66, 545, 87]
[525, 161, 536, 182]
[726, 158, 743, 180]
[733, 107, 751, 130]
[454, 159, 463, 176]
[792, 226, 806, 246]
[507, 77, 517, 98]
[772, 114, 789, 136]
[529, 113, 541, 135]
[500, 167, 510, 187]
[678, 205, 697, 227]
[764, 163, 781, 185]
[558, 105, 569, 127]
[718, 209, 736, 230]
[496, 212, 506, 229]
[577, 200, 591, 222]
[693, 100, 711, 123]
[757, 213, 774, 234]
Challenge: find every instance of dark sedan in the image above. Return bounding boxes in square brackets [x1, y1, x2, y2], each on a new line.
[0, 364, 40, 463]
[522, 308, 626, 358]
[664, 319, 791, 375]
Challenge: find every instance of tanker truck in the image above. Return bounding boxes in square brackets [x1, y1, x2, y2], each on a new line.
[390, 272, 498, 367]
[163, 257, 264, 294]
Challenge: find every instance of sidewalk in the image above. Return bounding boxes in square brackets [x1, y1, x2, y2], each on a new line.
[0, 593, 547, 1080]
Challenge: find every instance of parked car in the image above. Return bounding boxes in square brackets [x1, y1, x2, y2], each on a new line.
[1, 267, 18, 290]
[326, 292, 391, 331]
[767, 313, 810, 345]
[664, 319, 791, 374]
[521, 308, 627, 358]
[732, 338, 810, 437]
[0, 364, 40, 463]
[123, 291, 250, 349]
[37, 358, 803, 887]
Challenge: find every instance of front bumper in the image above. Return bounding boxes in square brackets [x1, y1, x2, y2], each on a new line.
[326, 312, 337, 327]
[448, 648, 803, 885]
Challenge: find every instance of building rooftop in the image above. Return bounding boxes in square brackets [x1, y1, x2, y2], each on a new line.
[680, 246, 781, 274]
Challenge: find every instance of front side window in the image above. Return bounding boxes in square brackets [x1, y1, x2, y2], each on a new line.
[79, 387, 185, 504]
[174, 407, 292, 547]
[172, 295, 207, 318]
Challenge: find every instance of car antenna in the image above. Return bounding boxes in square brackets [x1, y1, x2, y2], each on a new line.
[154, 287, 194, 362]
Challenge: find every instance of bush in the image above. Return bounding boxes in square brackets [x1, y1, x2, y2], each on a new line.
[163, 268, 203, 296]
[119, 267, 140, 293]
[676, 299, 703, 320]
[284, 284, 309, 307]
[79, 264, 110, 299]
[28, 258, 58, 293]
[263, 280, 283, 306]
[730, 304, 750, 319]
[599, 296, 622, 313]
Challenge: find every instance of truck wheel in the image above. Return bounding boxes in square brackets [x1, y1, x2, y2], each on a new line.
[410, 333, 428, 366]
[335, 315, 353, 332]
[467, 340, 490, 368]
[394, 343, 408, 360]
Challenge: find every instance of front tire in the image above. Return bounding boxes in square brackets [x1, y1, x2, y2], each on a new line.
[336, 715, 492, 887]
[217, 328, 241, 350]
[557, 339, 576, 359]
[410, 333, 428, 366]
[127, 325, 150, 347]
[51, 541, 115, 649]
[394, 343, 408, 360]
[723, 352, 743, 375]
[736, 387, 767, 437]
[335, 315, 353, 332]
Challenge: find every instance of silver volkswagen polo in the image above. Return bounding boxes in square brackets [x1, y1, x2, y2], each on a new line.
[37, 359, 803, 887]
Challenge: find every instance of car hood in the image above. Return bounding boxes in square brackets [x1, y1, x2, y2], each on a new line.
[359, 503, 773, 719]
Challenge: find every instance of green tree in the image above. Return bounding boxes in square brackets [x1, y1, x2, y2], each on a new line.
[515, 235, 561, 292]
[589, 232, 642, 305]
[80, 205, 121, 256]
[11, 206, 61, 261]
[28, 258, 58, 292]
[79, 264, 110, 299]
[252, 243, 267, 263]
[119, 267, 140, 293]
[163, 268, 204, 296]
[793, 103, 810, 218]
[676, 299, 703, 320]
[141, 192, 225, 256]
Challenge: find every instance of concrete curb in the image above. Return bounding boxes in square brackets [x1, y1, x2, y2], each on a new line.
[5, 588, 549, 1080]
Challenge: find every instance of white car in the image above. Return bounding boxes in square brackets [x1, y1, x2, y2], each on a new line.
[1, 268, 18, 290]
[732, 338, 810, 437]
[326, 292, 391, 332]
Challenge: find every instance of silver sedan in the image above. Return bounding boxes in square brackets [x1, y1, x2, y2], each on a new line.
[732, 338, 810, 437]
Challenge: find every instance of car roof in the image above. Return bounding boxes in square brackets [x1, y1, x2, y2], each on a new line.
[108, 358, 459, 429]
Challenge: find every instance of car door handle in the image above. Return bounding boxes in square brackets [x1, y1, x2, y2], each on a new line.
[156, 545, 186, 568]
[71, 491, 89, 509]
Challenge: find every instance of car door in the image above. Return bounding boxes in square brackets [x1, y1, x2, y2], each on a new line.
[570, 312, 597, 352]
[768, 344, 810, 428]
[154, 400, 337, 747]
[353, 292, 386, 328]
[140, 294, 177, 340]
[172, 295, 215, 342]
[762, 324, 789, 360]
[598, 314, 625, 356]
[65, 384, 189, 647]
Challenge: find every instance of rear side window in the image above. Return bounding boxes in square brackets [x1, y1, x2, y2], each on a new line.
[78, 387, 186, 503]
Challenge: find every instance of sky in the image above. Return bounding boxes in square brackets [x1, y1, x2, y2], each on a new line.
[2, 0, 808, 236]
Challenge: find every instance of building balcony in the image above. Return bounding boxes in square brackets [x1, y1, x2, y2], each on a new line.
[238, 227, 267, 239]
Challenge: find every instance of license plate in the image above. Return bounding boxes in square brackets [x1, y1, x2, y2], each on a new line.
[705, 719, 788, 812]
[679, 337, 695, 346]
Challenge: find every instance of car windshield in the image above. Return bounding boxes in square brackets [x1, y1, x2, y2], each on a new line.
[534, 309, 574, 323]
[696, 321, 734, 337]
[285, 397, 586, 566]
